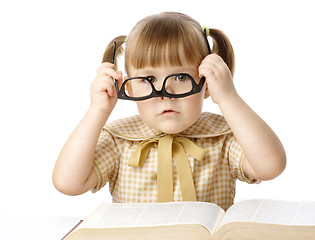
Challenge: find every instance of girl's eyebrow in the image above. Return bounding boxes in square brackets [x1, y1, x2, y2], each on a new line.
[133, 68, 156, 76]
[132, 65, 198, 77]
[168, 65, 198, 73]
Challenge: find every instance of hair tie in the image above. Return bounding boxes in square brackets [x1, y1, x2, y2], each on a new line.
[203, 26, 210, 37]
[202, 27, 212, 54]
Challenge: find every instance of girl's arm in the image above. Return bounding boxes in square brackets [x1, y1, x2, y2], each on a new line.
[52, 63, 123, 195]
[199, 54, 286, 181]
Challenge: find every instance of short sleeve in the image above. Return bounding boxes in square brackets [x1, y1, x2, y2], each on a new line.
[227, 134, 260, 184]
[91, 129, 120, 193]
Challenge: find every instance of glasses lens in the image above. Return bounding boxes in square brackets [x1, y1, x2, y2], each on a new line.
[124, 78, 153, 98]
[122, 74, 197, 100]
[165, 74, 193, 95]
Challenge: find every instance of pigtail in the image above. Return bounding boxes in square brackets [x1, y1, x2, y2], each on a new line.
[209, 29, 235, 76]
[102, 35, 127, 69]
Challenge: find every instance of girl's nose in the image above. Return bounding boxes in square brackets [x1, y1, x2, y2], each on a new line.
[154, 80, 164, 91]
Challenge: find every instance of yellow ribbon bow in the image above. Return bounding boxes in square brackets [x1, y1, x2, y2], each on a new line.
[128, 135, 206, 202]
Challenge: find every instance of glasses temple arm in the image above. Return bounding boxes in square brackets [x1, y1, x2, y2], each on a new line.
[203, 28, 212, 55]
[111, 40, 119, 91]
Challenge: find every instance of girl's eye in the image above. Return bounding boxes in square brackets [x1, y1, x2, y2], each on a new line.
[175, 74, 187, 81]
[146, 76, 157, 83]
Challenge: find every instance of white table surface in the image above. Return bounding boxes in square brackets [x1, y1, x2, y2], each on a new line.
[0, 214, 82, 240]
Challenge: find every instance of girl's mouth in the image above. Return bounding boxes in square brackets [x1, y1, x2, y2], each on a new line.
[161, 110, 178, 115]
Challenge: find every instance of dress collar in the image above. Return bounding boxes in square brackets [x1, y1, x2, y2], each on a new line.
[105, 112, 231, 141]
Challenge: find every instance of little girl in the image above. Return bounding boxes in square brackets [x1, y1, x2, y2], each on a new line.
[53, 12, 286, 211]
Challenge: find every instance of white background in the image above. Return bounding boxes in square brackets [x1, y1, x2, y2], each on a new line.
[0, 0, 314, 218]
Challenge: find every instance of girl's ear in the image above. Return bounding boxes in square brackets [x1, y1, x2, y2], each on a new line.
[204, 83, 210, 99]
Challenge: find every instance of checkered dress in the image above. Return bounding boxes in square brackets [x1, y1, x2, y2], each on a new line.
[92, 112, 259, 211]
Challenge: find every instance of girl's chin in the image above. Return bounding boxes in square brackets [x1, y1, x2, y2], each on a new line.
[155, 123, 187, 134]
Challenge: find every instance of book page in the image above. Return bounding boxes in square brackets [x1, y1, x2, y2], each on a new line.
[291, 201, 315, 225]
[171, 202, 225, 234]
[218, 199, 315, 228]
[79, 202, 224, 235]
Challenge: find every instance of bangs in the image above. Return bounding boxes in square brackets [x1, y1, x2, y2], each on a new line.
[125, 13, 208, 74]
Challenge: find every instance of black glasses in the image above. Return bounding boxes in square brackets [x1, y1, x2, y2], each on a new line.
[118, 73, 206, 101]
[112, 29, 210, 101]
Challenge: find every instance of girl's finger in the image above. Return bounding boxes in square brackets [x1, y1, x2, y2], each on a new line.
[94, 78, 117, 97]
[97, 63, 120, 79]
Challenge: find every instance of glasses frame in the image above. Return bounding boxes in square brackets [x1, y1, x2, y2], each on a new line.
[118, 74, 206, 101]
[111, 28, 211, 101]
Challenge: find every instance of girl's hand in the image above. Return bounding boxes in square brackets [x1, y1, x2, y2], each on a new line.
[199, 54, 238, 105]
[90, 62, 123, 111]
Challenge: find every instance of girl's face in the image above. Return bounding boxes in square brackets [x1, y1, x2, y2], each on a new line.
[127, 61, 206, 134]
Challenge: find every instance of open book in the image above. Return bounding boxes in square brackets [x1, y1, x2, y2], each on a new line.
[63, 199, 315, 240]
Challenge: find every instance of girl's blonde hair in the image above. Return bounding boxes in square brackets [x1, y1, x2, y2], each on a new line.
[102, 12, 235, 76]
